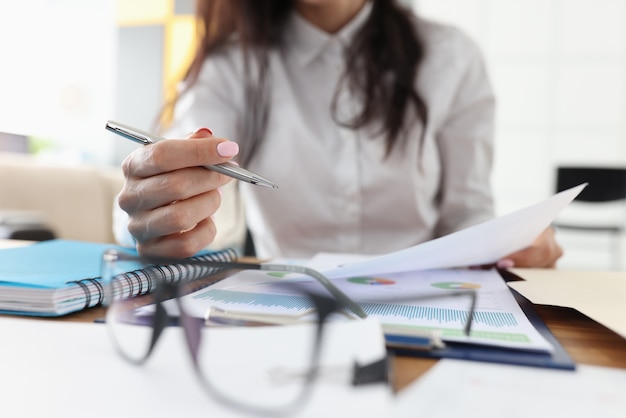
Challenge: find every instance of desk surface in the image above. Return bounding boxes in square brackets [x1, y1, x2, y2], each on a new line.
[31, 300, 626, 392]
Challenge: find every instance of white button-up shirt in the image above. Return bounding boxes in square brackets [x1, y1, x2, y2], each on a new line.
[115, 3, 495, 259]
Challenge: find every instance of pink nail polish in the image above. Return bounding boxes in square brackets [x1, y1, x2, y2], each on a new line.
[216, 141, 239, 157]
[497, 259, 515, 269]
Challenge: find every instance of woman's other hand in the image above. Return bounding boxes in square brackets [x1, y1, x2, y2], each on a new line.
[497, 227, 563, 269]
[118, 127, 238, 258]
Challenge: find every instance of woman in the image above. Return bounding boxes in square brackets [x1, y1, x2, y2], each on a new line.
[114, 0, 562, 268]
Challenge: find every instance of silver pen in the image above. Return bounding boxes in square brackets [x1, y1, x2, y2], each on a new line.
[105, 120, 278, 189]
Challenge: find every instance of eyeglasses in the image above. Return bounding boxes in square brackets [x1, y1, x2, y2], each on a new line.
[100, 248, 385, 416]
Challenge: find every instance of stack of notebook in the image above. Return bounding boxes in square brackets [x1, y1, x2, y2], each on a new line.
[0, 240, 236, 316]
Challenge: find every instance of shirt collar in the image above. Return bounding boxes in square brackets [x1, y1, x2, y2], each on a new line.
[285, 1, 373, 67]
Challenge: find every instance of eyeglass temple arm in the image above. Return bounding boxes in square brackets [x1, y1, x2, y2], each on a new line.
[124, 253, 367, 318]
[168, 259, 366, 319]
[114, 254, 366, 318]
[443, 290, 476, 336]
[398, 290, 477, 336]
[352, 356, 390, 386]
[260, 264, 367, 319]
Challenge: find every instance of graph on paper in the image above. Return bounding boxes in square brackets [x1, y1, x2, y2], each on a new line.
[183, 267, 554, 352]
[195, 288, 517, 328]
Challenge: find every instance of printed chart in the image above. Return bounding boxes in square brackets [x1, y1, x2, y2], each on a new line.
[185, 268, 554, 352]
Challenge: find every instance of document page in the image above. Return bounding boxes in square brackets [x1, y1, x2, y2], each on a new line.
[0, 317, 392, 418]
[322, 184, 586, 279]
[395, 359, 626, 418]
[184, 267, 554, 352]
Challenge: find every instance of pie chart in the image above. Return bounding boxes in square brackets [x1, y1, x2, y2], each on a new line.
[431, 281, 481, 290]
[347, 277, 396, 285]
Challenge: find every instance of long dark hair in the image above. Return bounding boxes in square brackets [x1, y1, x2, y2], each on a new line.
[163, 0, 427, 164]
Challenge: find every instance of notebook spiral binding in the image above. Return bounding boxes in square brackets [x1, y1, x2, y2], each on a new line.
[71, 278, 104, 310]
[67, 248, 238, 310]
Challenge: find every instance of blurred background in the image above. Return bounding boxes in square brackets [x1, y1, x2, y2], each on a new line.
[1, 0, 625, 270]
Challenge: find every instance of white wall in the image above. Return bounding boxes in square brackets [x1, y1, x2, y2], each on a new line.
[3, 0, 625, 216]
[412, 0, 626, 215]
[0, 1, 117, 165]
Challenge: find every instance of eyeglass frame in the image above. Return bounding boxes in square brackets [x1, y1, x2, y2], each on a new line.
[100, 248, 386, 416]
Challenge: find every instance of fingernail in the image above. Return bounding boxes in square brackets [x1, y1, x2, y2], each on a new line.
[216, 141, 239, 157]
[497, 259, 515, 269]
[217, 187, 223, 196]
[192, 127, 213, 135]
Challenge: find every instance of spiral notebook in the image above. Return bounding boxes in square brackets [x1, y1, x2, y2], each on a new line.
[0, 240, 237, 317]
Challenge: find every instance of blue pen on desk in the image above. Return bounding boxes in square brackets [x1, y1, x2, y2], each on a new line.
[384, 328, 446, 351]
[105, 120, 278, 189]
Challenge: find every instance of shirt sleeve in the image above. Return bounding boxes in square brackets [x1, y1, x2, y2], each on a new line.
[433, 31, 496, 236]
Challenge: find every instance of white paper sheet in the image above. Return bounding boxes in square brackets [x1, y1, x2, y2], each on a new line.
[394, 359, 626, 418]
[0, 317, 392, 418]
[323, 184, 586, 279]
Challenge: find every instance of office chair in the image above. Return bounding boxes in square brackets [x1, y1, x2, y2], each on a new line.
[553, 166, 626, 270]
[0, 211, 57, 241]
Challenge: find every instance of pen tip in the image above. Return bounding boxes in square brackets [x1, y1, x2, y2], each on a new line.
[251, 179, 278, 189]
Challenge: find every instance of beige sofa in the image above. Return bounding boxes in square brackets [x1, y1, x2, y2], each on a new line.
[0, 152, 124, 243]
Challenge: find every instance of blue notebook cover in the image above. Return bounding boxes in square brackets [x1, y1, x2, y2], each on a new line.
[0, 240, 130, 316]
[0, 240, 125, 289]
[0, 239, 236, 317]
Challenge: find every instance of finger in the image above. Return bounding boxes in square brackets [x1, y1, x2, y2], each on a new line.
[119, 166, 229, 212]
[507, 248, 543, 268]
[508, 244, 562, 268]
[122, 137, 239, 178]
[136, 218, 217, 258]
[501, 227, 563, 269]
[187, 127, 213, 139]
[127, 190, 220, 241]
[543, 244, 563, 268]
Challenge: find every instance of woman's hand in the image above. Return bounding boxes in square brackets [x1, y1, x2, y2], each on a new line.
[497, 227, 563, 269]
[117, 128, 238, 258]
